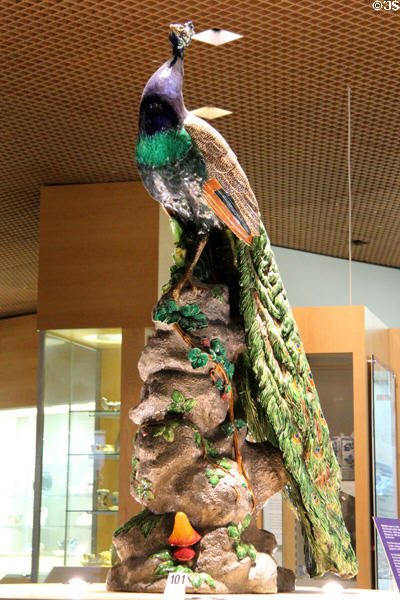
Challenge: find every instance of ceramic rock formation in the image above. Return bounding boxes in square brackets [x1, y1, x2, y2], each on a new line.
[107, 282, 294, 593]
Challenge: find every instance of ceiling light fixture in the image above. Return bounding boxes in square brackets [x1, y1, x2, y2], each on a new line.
[191, 106, 232, 120]
[193, 28, 242, 46]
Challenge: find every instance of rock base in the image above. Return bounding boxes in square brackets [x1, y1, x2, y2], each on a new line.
[106, 512, 295, 594]
[107, 282, 295, 593]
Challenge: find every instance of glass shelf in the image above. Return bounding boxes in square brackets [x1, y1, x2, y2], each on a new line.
[70, 410, 120, 418]
[66, 510, 118, 515]
[68, 452, 120, 459]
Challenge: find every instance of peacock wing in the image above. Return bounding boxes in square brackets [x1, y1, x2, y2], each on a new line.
[184, 113, 260, 244]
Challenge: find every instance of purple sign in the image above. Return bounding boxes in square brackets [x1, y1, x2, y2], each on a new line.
[374, 517, 400, 590]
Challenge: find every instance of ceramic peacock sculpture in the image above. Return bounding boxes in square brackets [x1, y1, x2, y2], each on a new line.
[135, 22, 358, 579]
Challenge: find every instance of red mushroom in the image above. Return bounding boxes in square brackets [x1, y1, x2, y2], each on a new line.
[173, 547, 196, 562]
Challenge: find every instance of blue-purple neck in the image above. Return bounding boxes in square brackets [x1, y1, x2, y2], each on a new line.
[139, 54, 187, 136]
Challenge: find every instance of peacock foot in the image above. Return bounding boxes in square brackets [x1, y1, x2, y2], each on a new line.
[172, 275, 205, 301]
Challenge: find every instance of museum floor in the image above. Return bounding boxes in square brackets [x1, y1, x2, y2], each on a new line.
[0, 584, 398, 600]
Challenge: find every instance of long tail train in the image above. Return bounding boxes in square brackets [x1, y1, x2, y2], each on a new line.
[237, 223, 358, 578]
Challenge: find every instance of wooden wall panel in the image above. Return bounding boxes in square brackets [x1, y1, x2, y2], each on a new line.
[37, 182, 158, 330]
[293, 306, 371, 589]
[0, 314, 38, 409]
[365, 308, 390, 367]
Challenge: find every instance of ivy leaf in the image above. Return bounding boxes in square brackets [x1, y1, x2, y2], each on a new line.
[222, 422, 234, 436]
[179, 317, 192, 330]
[180, 303, 200, 317]
[154, 560, 175, 578]
[205, 467, 224, 487]
[204, 439, 219, 458]
[202, 573, 217, 589]
[163, 427, 175, 442]
[167, 404, 182, 414]
[193, 314, 208, 327]
[209, 475, 219, 486]
[189, 573, 202, 588]
[228, 523, 240, 539]
[210, 338, 227, 364]
[172, 390, 185, 406]
[188, 347, 208, 369]
[149, 549, 172, 561]
[169, 218, 183, 244]
[248, 544, 257, 560]
[180, 304, 191, 317]
[174, 565, 193, 573]
[223, 359, 235, 380]
[154, 306, 167, 322]
[153, 425, 165, 438]
[166, 300, 178, 313]
[216, 457, 231, 470]
[163, 422, 179, 442]
[211, 286, 224, 303]
[183, 397, 196, 412]
[168, 390, 197, 414]
[235, 543, 248, 561]
[241, 513, 252, 532]
[136, 477, 154, 500]
[165, 311, 180, 325]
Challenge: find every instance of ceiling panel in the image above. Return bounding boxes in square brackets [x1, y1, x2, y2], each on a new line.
[1, 0, 399, 317]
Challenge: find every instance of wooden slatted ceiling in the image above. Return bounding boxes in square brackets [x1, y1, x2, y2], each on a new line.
[1, 0, 399, 317]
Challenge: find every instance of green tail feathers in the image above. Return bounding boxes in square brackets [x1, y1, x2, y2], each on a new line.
[237, 223, 358, 578]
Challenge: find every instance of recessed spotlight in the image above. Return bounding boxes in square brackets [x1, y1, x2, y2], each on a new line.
[193, 28, 242, 46]
[191, 106, 232, 120]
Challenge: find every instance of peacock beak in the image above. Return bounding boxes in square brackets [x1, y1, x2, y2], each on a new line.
[169, 24, 182, 37]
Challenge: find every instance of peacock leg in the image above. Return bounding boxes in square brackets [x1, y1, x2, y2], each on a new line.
[172, 236, 208, 300]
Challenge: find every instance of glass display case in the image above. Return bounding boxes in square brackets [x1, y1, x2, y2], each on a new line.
[33, 329, 122, 582]
[267, 353, 358, 587]
[370, 356, 397, 590]
[292, 353, 356, 586]
[0, 406, 37, 578]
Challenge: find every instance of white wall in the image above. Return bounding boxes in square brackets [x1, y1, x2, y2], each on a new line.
[273, 246, 400, 328]
[158, 207, 400, 328]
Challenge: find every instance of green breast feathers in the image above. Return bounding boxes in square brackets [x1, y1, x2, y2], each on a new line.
[136, 127, 193, 168]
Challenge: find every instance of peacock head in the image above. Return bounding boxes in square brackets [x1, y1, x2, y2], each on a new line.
[169, 21, 194, 57]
